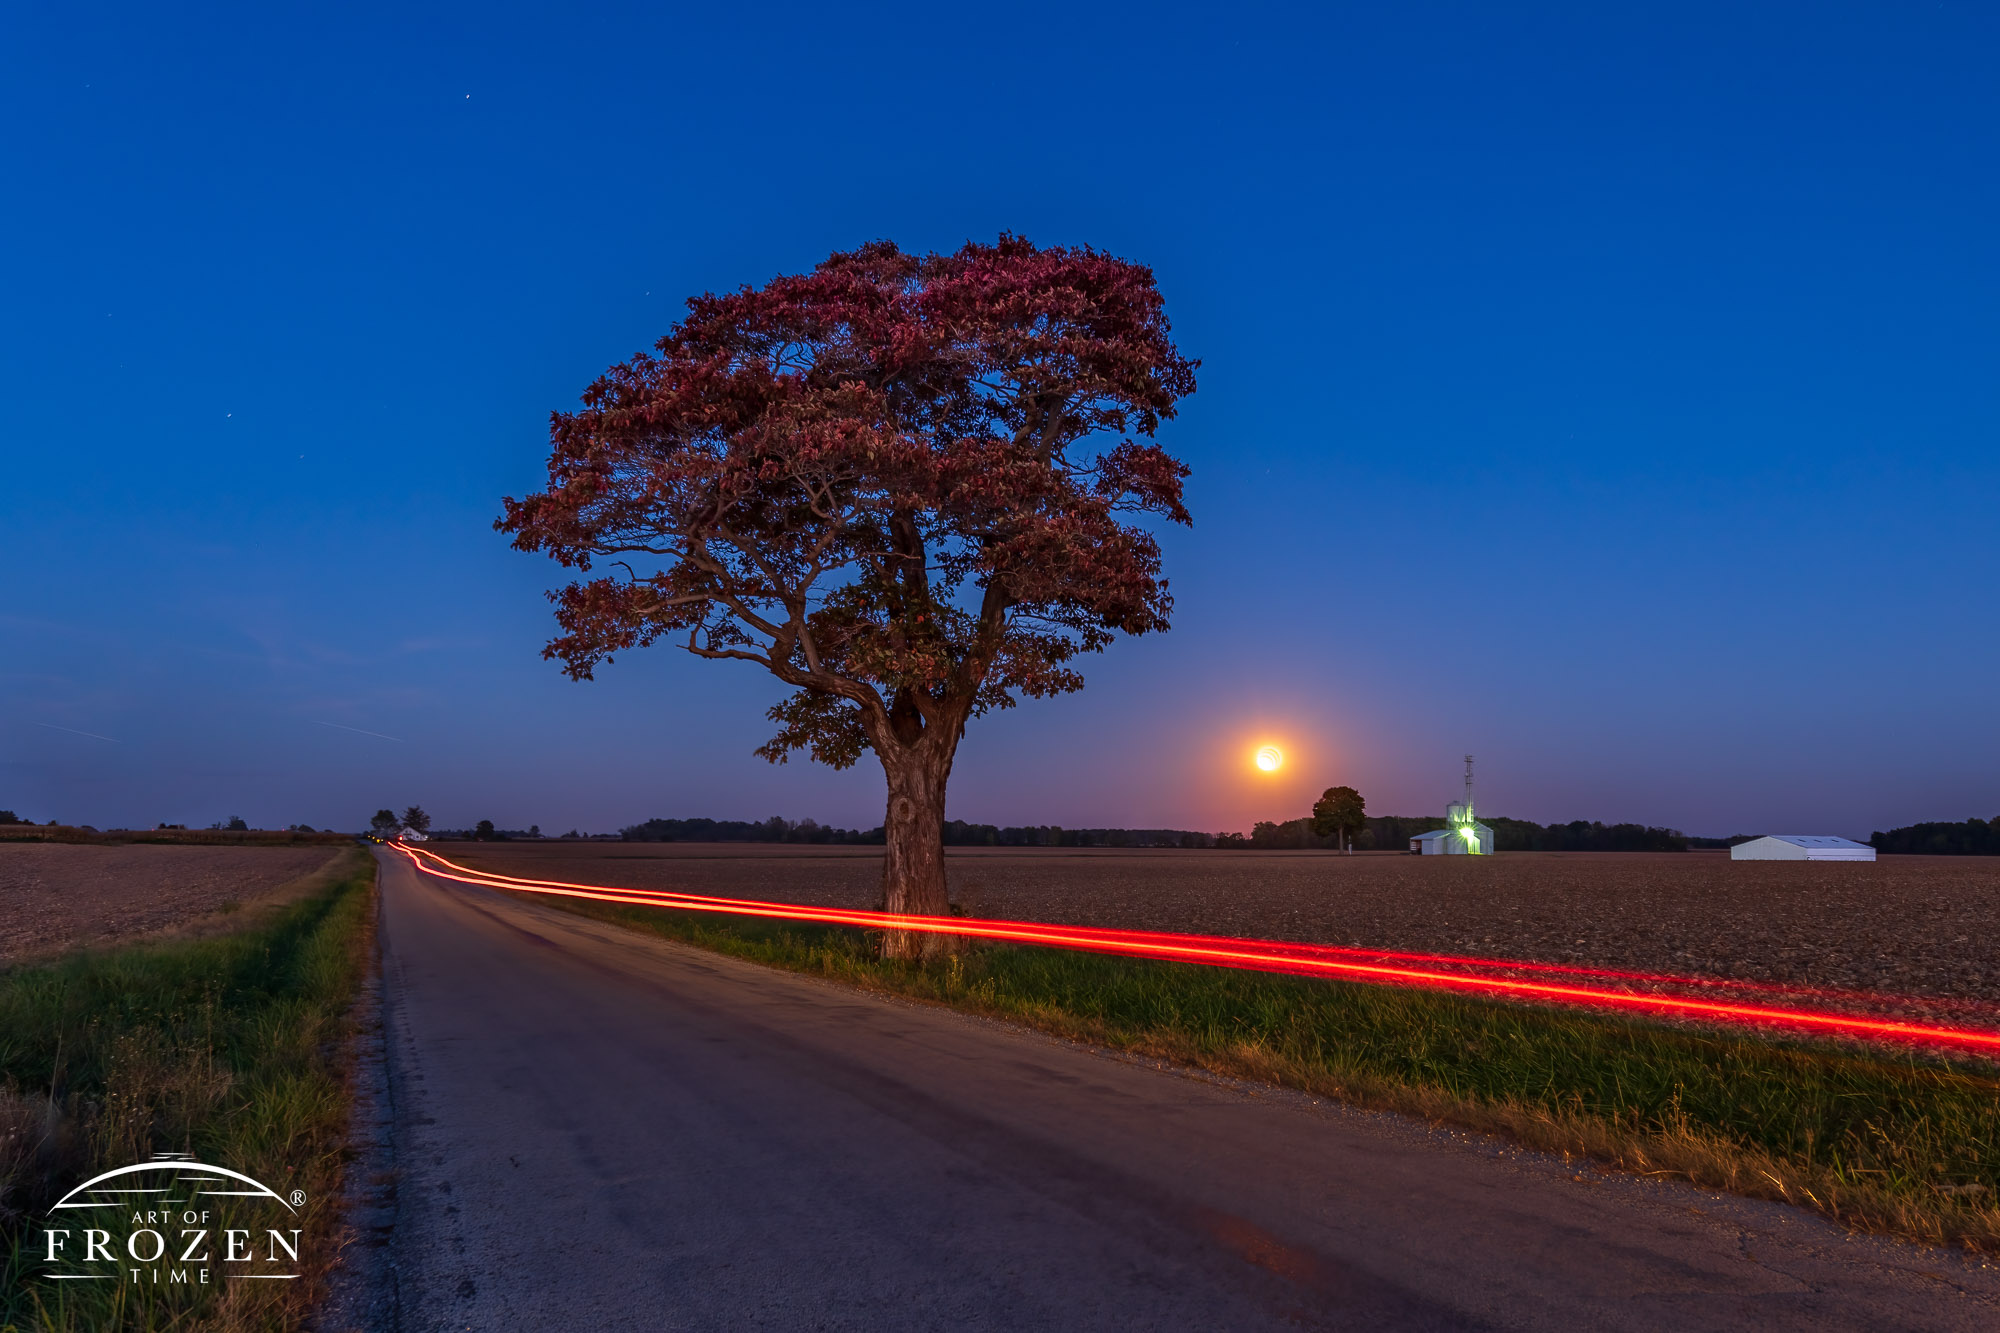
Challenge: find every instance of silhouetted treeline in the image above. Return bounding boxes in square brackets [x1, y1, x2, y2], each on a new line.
[1359, 816, 1439, 849]
[622, 816, 882, 844]
[436, 823, 544, 841]
[1245, 815, 1689, 852]
[619, 817, 1216, 847]
[1870, 818, 2000, 855]
[1487, 818, 1688, 852]
[941, 822, 1212, 848]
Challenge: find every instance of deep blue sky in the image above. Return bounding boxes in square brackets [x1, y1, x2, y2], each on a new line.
[4, 2, 1995, 838]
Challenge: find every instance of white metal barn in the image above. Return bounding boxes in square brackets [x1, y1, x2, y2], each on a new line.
[1730, 835, 1875, 862]
[1411, 824, 1494, 855]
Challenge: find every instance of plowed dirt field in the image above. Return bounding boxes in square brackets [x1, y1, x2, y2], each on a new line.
[443, 844, 2000, 1003]
[0, 844, 350, 962]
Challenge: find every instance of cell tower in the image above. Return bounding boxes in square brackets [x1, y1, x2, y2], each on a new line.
[1446, 754, 1482, 853]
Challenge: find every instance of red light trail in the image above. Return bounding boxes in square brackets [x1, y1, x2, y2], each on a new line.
[392, 843, 2000, 1060]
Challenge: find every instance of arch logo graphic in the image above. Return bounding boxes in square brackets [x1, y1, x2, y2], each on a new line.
[41, 1152, 307, 1288]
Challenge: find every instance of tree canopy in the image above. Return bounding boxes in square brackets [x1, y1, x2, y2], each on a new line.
[1310, 786, 1367, 841]
[498, 236, 1197, 774]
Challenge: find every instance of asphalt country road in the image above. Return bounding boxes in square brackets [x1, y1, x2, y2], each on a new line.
[352, 846, 2000, 1331]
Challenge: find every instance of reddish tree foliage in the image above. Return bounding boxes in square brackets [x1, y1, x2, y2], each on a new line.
[499, 236, 1197, 956]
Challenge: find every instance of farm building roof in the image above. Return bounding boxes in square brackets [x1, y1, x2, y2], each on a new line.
[1730, 834, 1876, 862]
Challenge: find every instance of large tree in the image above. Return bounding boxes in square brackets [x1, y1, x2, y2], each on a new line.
[1311, 786, 1367, 854]
[499, 237, 1197, 957]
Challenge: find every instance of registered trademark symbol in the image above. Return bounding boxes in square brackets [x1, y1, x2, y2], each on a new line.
[290, 1190, 306, 1207]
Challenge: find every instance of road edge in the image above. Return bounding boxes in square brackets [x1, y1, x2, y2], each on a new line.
[313, 848, 401, 1332]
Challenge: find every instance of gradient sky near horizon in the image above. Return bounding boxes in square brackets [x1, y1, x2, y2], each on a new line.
[4, 2, 1996, 840]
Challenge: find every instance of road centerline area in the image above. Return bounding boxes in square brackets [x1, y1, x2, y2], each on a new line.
[370, 848, 2000, 1331]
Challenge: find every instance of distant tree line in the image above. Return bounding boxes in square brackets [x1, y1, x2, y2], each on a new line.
[433, 821, 542, 841]
[1243, 814, 1690, 852]
[1489, 818, 1689, 852]
[1870, 818, 2000, 855]
[616, 817, 1219, 847]
[940, 823, 1213, 848]
[622, 816, 882, 844]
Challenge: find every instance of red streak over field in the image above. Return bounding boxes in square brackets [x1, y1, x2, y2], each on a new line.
[398, 844, 2000, 1059]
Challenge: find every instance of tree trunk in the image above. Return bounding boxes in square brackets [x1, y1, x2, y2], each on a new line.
[877, 749, 959, 961]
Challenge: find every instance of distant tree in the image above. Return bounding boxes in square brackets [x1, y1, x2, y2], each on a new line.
[369, 809, 400, 838]
[400, 805, 432, 835]
[474, 819, 496, 841]
[0, 810, 22, 825]
[1215, 831, 1248, 849]
[528, 824, 541, 838]
[498, 238, 1196, 958]
[1311, 786, 1367, 853]
[289, 824, 317, 833]
[224, 816, 249, 832]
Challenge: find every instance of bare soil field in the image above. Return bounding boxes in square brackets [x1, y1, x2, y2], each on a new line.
[0, 843, 352, 963]
[443, 843, 2000, 1004]
[0, 825, 352, 846]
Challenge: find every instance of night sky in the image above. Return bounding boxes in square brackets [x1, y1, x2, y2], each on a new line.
[5, 2, 1995, 839]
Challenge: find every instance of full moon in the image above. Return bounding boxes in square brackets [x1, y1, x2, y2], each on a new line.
[1254, 745, 1283, 772]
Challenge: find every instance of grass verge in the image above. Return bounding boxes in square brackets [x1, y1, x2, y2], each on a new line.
[0, 845, 376, 1331]
[547, 896, 2000, 1253]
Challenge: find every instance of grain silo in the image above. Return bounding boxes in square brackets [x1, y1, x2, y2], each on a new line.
[1410, 756, 1495, 855]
